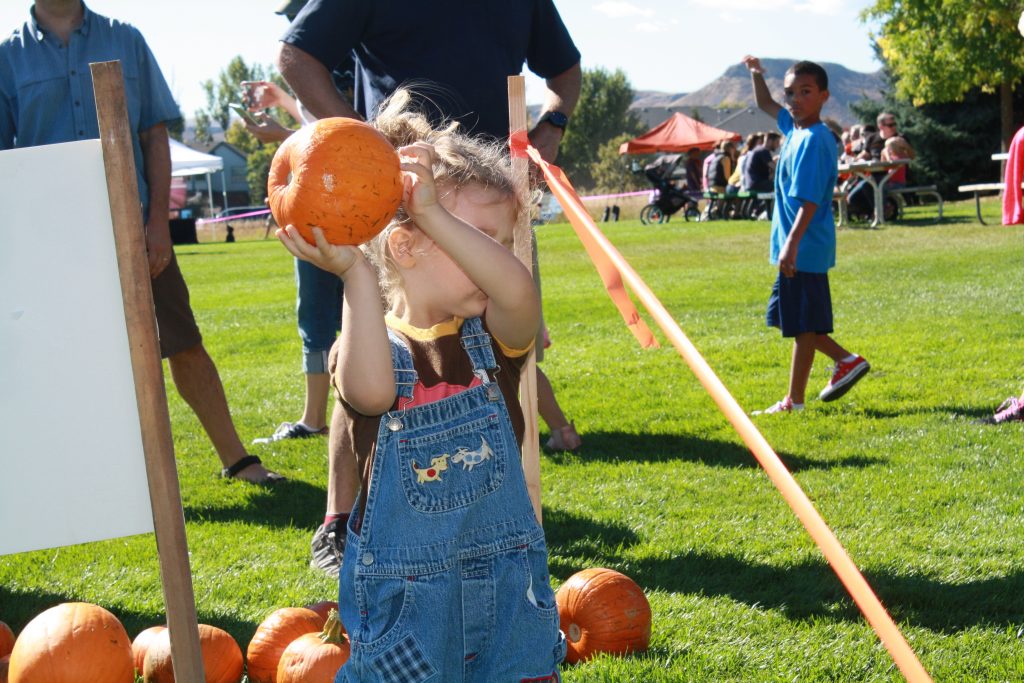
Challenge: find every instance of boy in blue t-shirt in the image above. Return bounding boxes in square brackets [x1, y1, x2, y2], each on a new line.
[742, 56, 870, 414]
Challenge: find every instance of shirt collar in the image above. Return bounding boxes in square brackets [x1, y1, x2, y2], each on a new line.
[28, 2, 92, 41]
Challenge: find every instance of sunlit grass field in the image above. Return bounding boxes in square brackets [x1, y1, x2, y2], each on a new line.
[3, 197, 1023, 681]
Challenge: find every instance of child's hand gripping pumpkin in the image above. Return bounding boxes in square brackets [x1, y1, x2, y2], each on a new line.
[277, 225, 364, 280]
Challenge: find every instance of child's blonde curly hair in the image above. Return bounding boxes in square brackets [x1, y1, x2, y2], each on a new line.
[363, 89, 527, 308]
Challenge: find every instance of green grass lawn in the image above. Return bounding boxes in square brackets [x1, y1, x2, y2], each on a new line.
[3, 198, 1024, 681]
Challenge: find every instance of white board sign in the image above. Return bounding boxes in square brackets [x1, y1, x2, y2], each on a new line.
[0, 140, 154, 554]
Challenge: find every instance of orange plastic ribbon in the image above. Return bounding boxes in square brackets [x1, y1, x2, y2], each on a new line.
[511, 131, 657, 349]
[517, 133, 932, 683]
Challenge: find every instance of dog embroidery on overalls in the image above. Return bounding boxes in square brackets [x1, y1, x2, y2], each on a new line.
[411, 453, 449, 483]
[450, 436, 493, 471]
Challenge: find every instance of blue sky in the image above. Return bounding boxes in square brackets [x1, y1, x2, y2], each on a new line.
[0, 0, 881, 117]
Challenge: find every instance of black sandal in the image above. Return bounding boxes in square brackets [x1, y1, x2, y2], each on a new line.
[221, 455, 286, 484]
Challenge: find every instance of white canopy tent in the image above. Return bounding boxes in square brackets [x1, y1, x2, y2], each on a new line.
[169, 138, 227, 215]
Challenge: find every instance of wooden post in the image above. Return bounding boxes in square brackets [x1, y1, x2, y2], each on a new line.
[90, 60, 205, 683]
[507, 75, 542, 524]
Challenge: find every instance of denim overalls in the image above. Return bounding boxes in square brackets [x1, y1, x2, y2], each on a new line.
[336, 317, 566, 683]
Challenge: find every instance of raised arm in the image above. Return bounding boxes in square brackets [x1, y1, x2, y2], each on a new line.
[276, 227, 396, 415]
[742, 56, 782, 119]
[276, 42, 361, 121]
[401, 144, 540, 350]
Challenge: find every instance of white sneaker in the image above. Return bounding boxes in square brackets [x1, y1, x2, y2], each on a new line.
[752, 397, 804, 415]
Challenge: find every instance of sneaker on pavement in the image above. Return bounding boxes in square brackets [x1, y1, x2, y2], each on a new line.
[252, 421, 328, 445]
[819, 356, 870, 402]
[310, 519, 345, 578]
[982, 396, 1024, 425]
[752, 397, 804, 415]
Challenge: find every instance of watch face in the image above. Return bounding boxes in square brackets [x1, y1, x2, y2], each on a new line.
[545, 111, 568, 129]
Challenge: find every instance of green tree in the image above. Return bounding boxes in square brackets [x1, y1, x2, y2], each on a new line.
[863, 1, 1024, 148]
[194, 56, 296, 202]
[558, 67, 645, 190]
[851, 77, 1017, 196]
[590, 133, 652, 194]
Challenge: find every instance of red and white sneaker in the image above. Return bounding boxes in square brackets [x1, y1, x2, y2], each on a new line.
[819, 355, 870, 402]
[752, 396, 805, 415]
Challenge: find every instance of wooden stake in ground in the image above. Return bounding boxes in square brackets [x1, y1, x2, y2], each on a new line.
[91, 60, 205, 683]
[507, 75, 542, 524]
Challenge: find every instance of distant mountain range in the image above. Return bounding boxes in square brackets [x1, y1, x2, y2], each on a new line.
[629, 58, 885, 129]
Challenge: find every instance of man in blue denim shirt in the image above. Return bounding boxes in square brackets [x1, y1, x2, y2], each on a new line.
[0, 0, 284, 484]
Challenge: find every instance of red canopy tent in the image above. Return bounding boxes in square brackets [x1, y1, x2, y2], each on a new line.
[619, 112, 741, 155]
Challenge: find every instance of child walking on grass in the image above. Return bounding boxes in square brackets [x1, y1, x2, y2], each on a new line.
[278, 92, 564, 682]
[742, 57, 870, 414]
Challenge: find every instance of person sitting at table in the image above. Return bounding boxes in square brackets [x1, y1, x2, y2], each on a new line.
[881, 135, 915, 189]
[847, 123, 886, 220]
[734, 133, 762, 192]
[847, 124, 863, 157]
[707, 141, 737, 194]
[685, 147, 703, 191]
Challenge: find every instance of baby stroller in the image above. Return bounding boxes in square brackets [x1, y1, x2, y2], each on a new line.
[637, 154, 701, 224]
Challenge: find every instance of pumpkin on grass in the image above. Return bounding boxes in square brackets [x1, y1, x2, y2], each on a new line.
[142, 624, 242, 683]
[268, 117, 403, 246]
[276, 609, 350, 683]
[555, 567, 652, 664]
[245, 607, 325, 683]
[0, 622, 13, 658]
[131, 626, 166, 675]
[8, 602, 134, 683]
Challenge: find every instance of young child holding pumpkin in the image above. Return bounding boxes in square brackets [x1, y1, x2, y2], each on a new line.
[277, 91, 564, 682]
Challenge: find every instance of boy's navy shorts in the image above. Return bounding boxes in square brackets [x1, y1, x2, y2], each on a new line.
[766, 271, 834, 338]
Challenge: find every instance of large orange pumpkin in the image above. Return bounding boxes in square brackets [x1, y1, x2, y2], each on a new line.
[267, 117, 403, 246]
[142, 624, 242, 683]
[245, 607, 325, 683]
[276, 609, 350, 683]
[8, 602, 134, 683]
[555, 567, 652, 664]
[0, 622, 13, 658]
[131, 625, 166, 675]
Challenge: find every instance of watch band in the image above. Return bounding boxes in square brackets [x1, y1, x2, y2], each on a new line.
[538, 110, 569, 130]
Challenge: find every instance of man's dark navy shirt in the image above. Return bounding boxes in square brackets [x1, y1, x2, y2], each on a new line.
[281, 0, 580, 141]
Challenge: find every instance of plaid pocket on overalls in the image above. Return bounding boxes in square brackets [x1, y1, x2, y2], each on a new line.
[371, 633, 437, 682]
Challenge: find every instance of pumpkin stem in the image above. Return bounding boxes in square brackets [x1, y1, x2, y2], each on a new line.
[320, 609, 347, 645]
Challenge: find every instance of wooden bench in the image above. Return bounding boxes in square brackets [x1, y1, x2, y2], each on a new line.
[957, 183, 1004, 224]
[887, 185, 944, 221]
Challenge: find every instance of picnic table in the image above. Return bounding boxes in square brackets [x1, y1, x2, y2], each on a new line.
[837, 159, 910, 228]
[958, 152, 1009, 224]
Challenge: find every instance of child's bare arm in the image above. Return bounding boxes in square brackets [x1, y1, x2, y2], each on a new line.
[742, 56, 782, 119]
[277, 226, 396, 414]
[400, 144, 541, 350]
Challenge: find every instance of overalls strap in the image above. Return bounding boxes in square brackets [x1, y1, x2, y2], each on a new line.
[460, 317, 498, 379]
[387, 328, 417, 401]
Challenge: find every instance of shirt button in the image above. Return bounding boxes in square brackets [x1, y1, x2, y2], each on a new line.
[74, 100, 80, 106]
[70, 69, 76, 75]
[361, 553, 374, 566]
